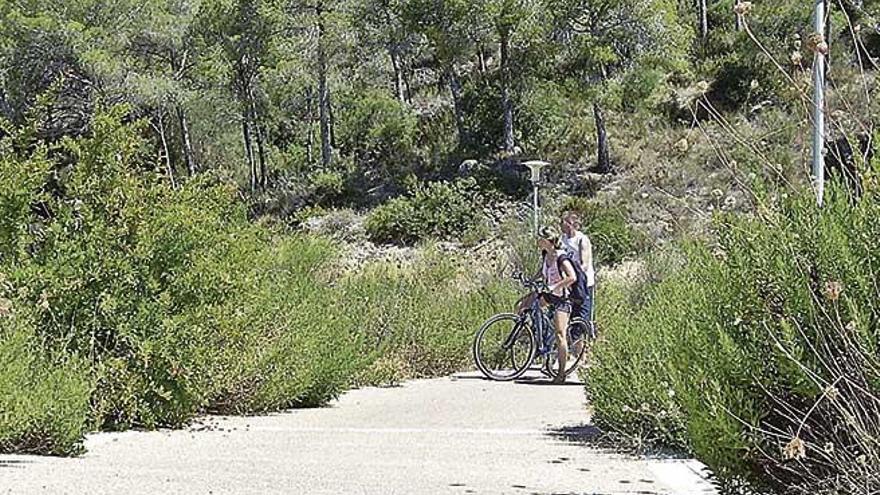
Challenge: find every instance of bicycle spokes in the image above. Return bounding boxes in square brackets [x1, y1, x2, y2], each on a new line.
[473, 314, 536, 381]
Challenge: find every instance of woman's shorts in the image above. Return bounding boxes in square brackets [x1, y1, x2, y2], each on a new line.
[541, 293, 572, 313]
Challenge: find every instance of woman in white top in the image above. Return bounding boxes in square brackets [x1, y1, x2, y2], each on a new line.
[536, 228, 579, 383]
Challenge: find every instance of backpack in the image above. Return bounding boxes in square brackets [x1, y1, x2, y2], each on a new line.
[556, 253, 589, 304]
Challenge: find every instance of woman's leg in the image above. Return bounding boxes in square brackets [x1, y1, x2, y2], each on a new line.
[553, 308, 569, 383]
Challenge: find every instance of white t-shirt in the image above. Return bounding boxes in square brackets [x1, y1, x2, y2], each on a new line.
[560, 231, 595, 287]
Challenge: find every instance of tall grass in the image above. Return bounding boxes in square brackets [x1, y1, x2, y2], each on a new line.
[589, 179, 880, 493]
[0, 110, 516, 455]
[0, 312, 92, 455]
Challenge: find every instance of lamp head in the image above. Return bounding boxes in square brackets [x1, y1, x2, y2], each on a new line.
[523, 160, 550, 183]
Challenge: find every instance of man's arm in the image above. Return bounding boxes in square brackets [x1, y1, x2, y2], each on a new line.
[580, 236, 593, 273]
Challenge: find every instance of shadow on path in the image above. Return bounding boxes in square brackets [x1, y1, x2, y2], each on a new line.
[545, 423, 696, 461]
[451, 372, 584, 387]
[515, 376, 584, 387]
[545, 424, 604, 447]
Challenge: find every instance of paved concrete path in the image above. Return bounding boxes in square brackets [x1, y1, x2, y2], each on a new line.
[0, 371, 718, 495]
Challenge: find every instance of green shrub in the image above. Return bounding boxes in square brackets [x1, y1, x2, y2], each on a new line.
[620, 68, 667, 112]
[517, 81, 585, 164]
[590, 177, 880, 493]
[365, 178, 487, 245]
[459, 77, 504, 156]
[1, 110, 267, 429]
[0, 311, 93, 455]
[0, 108, 518, 455]
[0, 110, 332, 431]
[309, 169, 346, 205]
[699, 2, 815, 112]
[562, 197, 644, 265]
[459, 77, 582, 162]
[336, 89, 421, 187]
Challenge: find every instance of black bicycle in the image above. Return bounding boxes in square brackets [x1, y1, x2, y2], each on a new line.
[472, 273, 592, 381]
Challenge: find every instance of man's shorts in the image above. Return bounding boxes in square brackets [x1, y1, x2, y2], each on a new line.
[570, 285, 595, 320]
[570, 286, 595, 338]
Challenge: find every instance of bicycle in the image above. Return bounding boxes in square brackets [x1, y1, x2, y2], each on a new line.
[472, 273, 592, 381]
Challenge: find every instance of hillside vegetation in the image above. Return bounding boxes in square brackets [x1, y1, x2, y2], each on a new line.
[2, 0, 880, 493]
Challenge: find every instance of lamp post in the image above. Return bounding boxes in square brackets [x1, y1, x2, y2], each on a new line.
[812, 0, 827, 207]
[523, 160, 549, 237]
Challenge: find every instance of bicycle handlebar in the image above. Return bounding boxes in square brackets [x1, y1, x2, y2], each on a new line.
[511, 272, 549, 294]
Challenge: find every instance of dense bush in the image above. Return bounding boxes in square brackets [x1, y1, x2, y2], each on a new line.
[365, 178, 487, 245]
[308, 169, 347, 205]
[458, 78, 505, 156]
[336, 89, 421, 188]
[619, 67, 668, 113]
[0, 311, 93, 455]
[0, 110, 514, 454]
[590, 179, 880, 493]
[562, 197, 644, 265]
[516, 81, 587, 164]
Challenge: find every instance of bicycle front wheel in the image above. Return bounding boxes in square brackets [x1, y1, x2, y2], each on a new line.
[473, 313, 536, 381]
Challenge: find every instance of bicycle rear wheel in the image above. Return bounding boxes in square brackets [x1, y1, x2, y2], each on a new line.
[473, 313, 536, 381]
[543, 318, 589, 379]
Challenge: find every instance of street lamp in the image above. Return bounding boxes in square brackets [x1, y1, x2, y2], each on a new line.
[811, 0, 827, 207]
[523, 160, 549, 237]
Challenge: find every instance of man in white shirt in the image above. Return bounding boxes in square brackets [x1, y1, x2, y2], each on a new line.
[559, 211, 596, 335]
[560, 211, 595, 288]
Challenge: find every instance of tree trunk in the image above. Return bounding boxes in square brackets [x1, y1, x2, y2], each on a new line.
[329, 91, 336, 149]
[593, 102, 611, 174]
[403, 65, 412, 104]
[734, 0, 743, 31]
[307, 123, 315, 165]
[390, 47, 407, 105]
[249, 92, 268, 189]
[170, 49, 196, 177]
[255, 121, 268, 189]
[500, 29, 515, 153]
[318, 11, 332, 168]
[306, 86, 315, 166]
[447, 70, 466, 150]
[697, 0, 708, 41]
[824, 0, 831, 82]
[242, 113, 257, 192]
[176, 104, 196, 176]
[478, 45, 488, 74]
[154, 110, 176, 188]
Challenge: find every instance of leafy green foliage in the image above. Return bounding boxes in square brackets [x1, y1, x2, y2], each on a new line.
[308, 169, 347, 205]
[0, 110, 513, 454]
[562, 197, 644, 265]
[590, 177, 880, 492]
[0, 311, 93, 456]
[336, 89, 421, 188]
[365, 178, 487, 245]
[347, 248, 515, 383]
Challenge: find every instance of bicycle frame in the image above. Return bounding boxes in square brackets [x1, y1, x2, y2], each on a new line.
[502, 291, 554, 358]
[530, 296, 554, 356]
